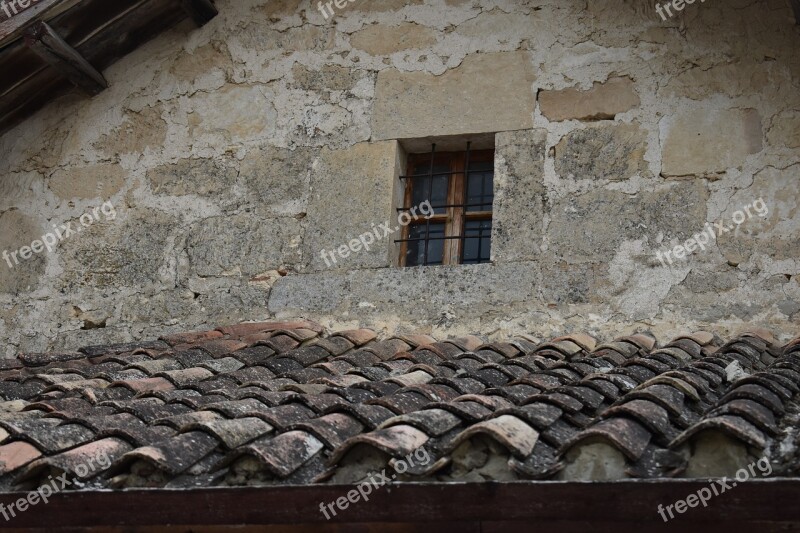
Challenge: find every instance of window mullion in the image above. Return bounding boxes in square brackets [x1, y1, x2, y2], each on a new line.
[399, 164, 414, 267]
[448, 155, 465, 265]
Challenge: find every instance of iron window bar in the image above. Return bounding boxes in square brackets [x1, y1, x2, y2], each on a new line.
[395, 235, 468, 244]
[461, 220, 492, 264]
[395, 203, 492, 212]
[399, 171, 465, 179]
[424, 143, 436, 264]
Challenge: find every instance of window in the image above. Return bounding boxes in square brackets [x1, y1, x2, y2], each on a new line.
[397, 143, 494, 267]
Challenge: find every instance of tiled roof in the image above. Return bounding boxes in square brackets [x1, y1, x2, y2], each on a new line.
[0, 321, 797, 490]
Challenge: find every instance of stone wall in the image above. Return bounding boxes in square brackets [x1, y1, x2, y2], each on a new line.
[0, 0, 798, 356]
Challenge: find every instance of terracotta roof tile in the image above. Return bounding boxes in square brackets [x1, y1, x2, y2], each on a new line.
[79, 341, 170, 358]
[564, 417, 652, 461]
[451, 414, 539, 458]
[17, 423, 95, 454]
[114, 430, 219, 479]
[313, 336, 355, 356]
[18, 352, 86, 367]
[290, 413, 364, 449]
[223, 430, 325, 478]
[0, 441, 42, 476]
[16, 437, 131, 483]
[430, 399, 493, 423]
[0, 323, 796, 490]
[215, 320, 322, 337]
[708, 399, 779, 435]
[331, 425, 430, 464]
[672, 415, 768, 450]
[368, 391, 432, 414]
[719, 384, 785, 415]
[332, 329, 377, 346]
[161, 329, 223, 347]
[324, 403, 395, 429]
[188, 417, 274, 449]
[378, 408, 461, 437]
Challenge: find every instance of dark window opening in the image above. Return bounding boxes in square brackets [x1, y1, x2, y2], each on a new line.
[396, 143, 494, 267]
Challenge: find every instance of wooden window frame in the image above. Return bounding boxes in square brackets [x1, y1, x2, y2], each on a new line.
[399, 148, 494, 267]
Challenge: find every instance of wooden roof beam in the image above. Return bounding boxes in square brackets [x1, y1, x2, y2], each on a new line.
[181, 0, 217, 27]
[792, 0, 800, 24]
[23, 20, 107, 96]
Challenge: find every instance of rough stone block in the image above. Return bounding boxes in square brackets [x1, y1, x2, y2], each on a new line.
[372, 52, 535, 140]
[0, 210, 46, 294]
[716, 164, 799, 266]
[59, 210, 175, 291]
[49, 163, 126, 201]
[547, 180, 708, 263]
[661, 108, 763, 177]
[234, 24, 334, 55]
[188, 84, 276, 142]
[554, 123, 648, 181]
[268, 271, 348, 314]
[147, 157, 238, 198]
[492, 129, 547, 263]
[269, 261, 540, 323]
[186, 213, 303, 278]
[291, 64, 369, 93]
[94, 105, 167, 158]
[302, 141, 399, 272]
[169, 42, 232, 84]
[349, 23, 437, 56]
[662, 61, 769, 100]
[239, 145, 317, 216]
[350, 0, 424, 13]
[767, 110, 800, 149]
[539, 260, 608, 305]
[538, 77, 640, 122]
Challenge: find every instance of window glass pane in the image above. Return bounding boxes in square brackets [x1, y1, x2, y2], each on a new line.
[411, 164, 450, 215]
[405, 223, 446, 266]
[462, 220, 492, 264]
[465, 161, 494, 212]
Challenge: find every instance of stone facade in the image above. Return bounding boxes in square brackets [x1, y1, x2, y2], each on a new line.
[0, 0, 798, 356]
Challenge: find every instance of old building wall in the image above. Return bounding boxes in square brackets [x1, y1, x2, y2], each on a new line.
[0, 0, 798, 355]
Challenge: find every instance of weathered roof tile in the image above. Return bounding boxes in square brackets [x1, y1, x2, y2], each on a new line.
[0, 324, 796, 491]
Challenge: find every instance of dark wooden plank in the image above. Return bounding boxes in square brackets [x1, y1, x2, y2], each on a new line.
[792, 0, 800, 24]
[0, 67, 70, 127]
[73, 0, 186, 71]
[0, 480, 798, 528]
[1, 523, 799, 533]
[46, 0, 146, 49]
[24, 20, 106, 95]
[0, 0, 186, 136]
[482, 520, 800, 533]
[0, 524, 482, 533]
[0, 38, 46, 97]
[181, 0, 217, 26]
